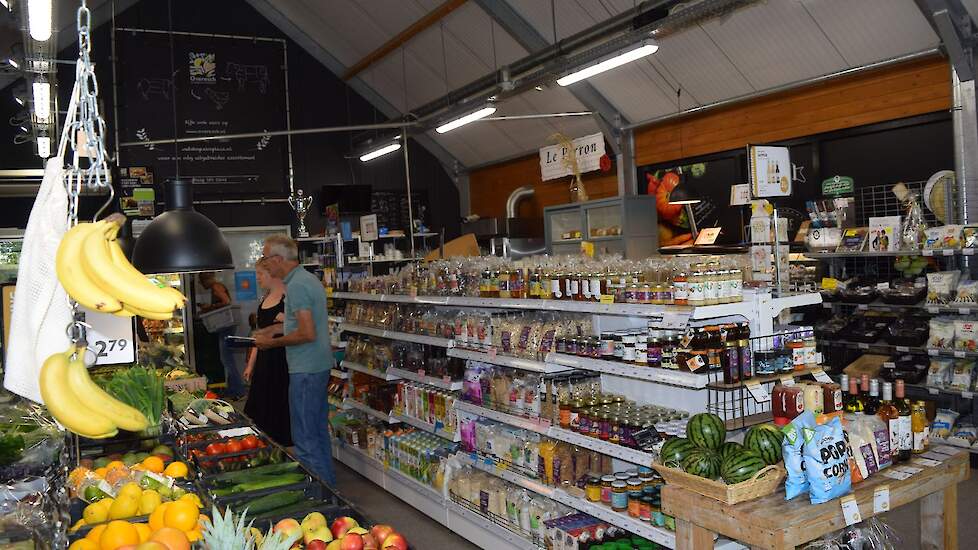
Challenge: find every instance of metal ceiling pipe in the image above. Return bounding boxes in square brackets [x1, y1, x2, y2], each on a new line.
[951, 65, 978, 225]
[621, 48, 942, 130]
[506, 186, 535, 218]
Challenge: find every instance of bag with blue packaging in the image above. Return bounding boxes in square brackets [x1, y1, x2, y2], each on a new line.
[803, 415, 853, 504]
[781, 410, 816, 500]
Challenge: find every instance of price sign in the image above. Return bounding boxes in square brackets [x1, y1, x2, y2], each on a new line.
[882, 469, 912, 480]
[840, 495, 862, 526]
[745, 380, 771, 403]
[812, 369, 833, 383]
[82, 307, 136, 365]
[779, 375, 795, 386]
[912, 457, 942, 468]
[922, 249, 934, 256]
[943, 249, 955, 256]
[873, 486, 890, 513]
[954, 351, 967, 358]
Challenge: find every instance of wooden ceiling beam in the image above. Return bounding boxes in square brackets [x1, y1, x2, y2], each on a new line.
[342, 0, 467, 81]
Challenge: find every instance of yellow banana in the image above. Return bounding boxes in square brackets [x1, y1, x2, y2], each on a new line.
[39, 350, 118, 438]
[79, 220, 176, 313]
[56, 222, 123, 313]
[123, 303, 175, 320]
[112, 308, 136, 318]
[103, 225, 187, 311]
[66, 355, 148, 432]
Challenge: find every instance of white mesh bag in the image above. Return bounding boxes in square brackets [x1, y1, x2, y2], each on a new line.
[3, 157, 72, 403]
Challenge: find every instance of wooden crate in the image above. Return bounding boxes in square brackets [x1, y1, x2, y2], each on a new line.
[653, 462, 785, 505]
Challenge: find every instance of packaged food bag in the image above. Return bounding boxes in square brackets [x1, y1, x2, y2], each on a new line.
[803, 415, 853, 504]
[782, 410, 816, 500]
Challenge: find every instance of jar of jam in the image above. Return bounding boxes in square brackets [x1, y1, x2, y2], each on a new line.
[649, 283, 662, 305]
[639, 496, 653, 522]
[555, 337, 567, 354]
[558, 399, 572, 429]
[590, 273, 605, 301]
[639, 283, 653, 304]
[569, 400, 582, 431]
[611, 481, 628, 511]
[578, 406, 591, 435]
[573, 273, 585, 301]
[622, 333, 637, 363]
[647, 337, 662, 367]
[587, 337, 601, 358]
[673, 271, 689, 306]
[635, 338, 648, 366]
[598, 413, 611, 440]
[585, 477, 602, 502]
[625, 283, 640, 304]
[599, 333, 615, 357]
[600, 475, 615, 504]
[609, 416, 621, 444]
[639, 473, 655, 489]
[627, 487, 643, 517]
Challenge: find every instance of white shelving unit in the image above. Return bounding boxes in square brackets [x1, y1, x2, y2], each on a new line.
[548, 353, 710, 388]
[338, 323, 455, 347]
[447, 348, 571, 374]
[343, 398, 400, 424]
[340, 360, 403, 381]
[391, 412, 460, 441]
[386, 367, 464, 390]
[330, 368, 348, 379]
[455, 401, 552, 435]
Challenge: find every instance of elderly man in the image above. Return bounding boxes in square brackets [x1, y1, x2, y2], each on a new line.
[253, 234, 336, 486]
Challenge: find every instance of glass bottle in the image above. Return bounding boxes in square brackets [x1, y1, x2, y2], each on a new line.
[730, 267, 743, 302]
[480, 267, 493, 298]
[894, 380, 912, 461]
[858, 374, 871, 411]
[840, 374, 850, 410]
[738, 323, 752, 380]
[529, 267, 542, 299]
[863, 378, 881, 415]
[844, 377, 863, 413]
[911, 400, 929, 454]
[498, 270, 511, 299]
[688, 265, 704, 306]
[877, 382, 900, 462]
[673, 270, 689, 306]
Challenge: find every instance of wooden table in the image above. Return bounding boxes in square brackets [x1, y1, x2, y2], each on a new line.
[662, 450, 970, 550]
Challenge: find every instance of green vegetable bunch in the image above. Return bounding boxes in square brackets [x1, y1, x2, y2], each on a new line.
[102, 366, 165, 427]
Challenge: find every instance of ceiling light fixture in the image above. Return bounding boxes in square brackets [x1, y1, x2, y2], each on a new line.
[32, 80, 50, 123]
[557, 39, 658, 86]
[28, 0, 52, 42]
[1, 0, 9, 10]
[36, 135, 50, 158]
[359, 141, 401, 162]
[6, 58, 19, 69]
[435, 105, 496, 134]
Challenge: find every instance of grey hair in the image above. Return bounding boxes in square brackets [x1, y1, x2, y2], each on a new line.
[265, 234, 298, 261]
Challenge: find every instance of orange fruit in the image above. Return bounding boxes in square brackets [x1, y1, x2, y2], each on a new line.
[162, 462, 188, 479]
[99, 520, 139, 550]
[149, 527, 190, 550]
[148, 502, 170, 532]
[69, 540, 99, 550]
[104, 467, 131, 485]
[106, 461, 126, 471]
[141, 456, 165, 474]
[162, 500, 198, 531]
[94, 467, 108, 478]
[86, 524, 108, 542]
[133, 523, 151, 543]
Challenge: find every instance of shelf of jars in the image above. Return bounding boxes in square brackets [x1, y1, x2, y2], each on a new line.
[342, 398, 401, 423]
[445, 348, 570, 375]
[546, 353, 710, 388]
[340, 360, 403, 381]
[458, 452, 676, 548]
[337, 323, 455, 348]
[385, 366, 465, 390]
[390, 412, 460, 442]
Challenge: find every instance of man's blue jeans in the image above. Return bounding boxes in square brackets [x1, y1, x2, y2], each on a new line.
[217, 326, 246, 397]
[288, 370, 336, 486]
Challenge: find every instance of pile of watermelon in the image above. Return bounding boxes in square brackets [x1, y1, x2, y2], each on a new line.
[659, 413, 784, 484]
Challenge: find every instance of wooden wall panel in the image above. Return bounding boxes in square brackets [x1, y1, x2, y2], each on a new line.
[469, 56, 951, 219]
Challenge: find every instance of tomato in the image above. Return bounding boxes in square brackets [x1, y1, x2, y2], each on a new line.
[224, 440, 244, 454]
[656, 171, 683, 222]
[205, 443, 227, 456]
[240, 435, 260, 450]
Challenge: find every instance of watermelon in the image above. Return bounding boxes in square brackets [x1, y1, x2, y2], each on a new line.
[744, 423, 785, 465]
[687, 413, 726, 450]
[718, 441, 744, 461]
[659, 437, 697, 467]
[721, 449, 767, 484]
[681, 449, 721, 479]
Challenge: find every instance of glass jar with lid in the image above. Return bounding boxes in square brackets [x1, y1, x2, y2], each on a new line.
[611, 481, 628, 511]
[688, 264, 705, 306]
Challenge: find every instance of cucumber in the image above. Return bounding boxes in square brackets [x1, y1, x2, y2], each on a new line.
[209, 462, 301, 485]
[238, 490, 304, 515]
[211, 473, 307, 496]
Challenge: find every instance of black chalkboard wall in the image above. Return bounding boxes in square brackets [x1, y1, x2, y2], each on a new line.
[637, 112, 954, 245]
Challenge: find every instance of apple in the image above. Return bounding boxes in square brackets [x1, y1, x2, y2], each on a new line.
[330, 517, 359, 539]
[306, 541, 328, 550]
[274, 518, 302, 538]
[326, 541, 342, 550]
[347, 527, 368, 536]
[361, 533, 378, 550]
[302, 512, 328, 534]
[340, 534, 364, 550]
[370, 525, 393, 545]
[305, 526, 333, 544]
[382, 533, 408, 550]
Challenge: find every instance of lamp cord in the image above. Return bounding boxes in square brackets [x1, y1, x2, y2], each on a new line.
[167, 0, 179, 179]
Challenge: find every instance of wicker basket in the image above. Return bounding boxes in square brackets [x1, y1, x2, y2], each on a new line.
[653, 462, 785, 505]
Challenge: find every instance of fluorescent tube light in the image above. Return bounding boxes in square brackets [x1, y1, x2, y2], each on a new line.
[557, 40, 658, 86]
[435, 106, 496, 134]
[359, 142, 402, 162]
[37, 136, 50, 158]
[28, 0, 52, 41]
[7, 58, 19, 69]
[32, 80, 50, 123]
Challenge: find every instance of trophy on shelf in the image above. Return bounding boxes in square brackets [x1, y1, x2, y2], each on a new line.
[288, 189, 314, 238]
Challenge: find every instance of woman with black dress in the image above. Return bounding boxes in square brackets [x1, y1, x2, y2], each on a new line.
[243, 259, 292, 446]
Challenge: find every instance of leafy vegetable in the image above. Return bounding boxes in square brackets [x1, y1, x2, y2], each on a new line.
[102, 366, 165, 427]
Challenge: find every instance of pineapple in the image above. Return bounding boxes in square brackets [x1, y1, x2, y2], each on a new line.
[259, 528, 303, 550]
[200, 506, 256, 550]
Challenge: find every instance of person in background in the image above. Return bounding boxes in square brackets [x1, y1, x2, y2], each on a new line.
[243, 258, 292, 446]
[253, 234, 336, 486]
[198, 272, 246, 400]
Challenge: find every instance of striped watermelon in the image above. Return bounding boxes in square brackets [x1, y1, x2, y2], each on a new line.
[681, 449, 722, 479]
[687, 413, 726, 450]
[659, 437, 697, 467]
[721, 449, 767, 484]
[718, 441, 744, 461]
[744, 423, 785, 465]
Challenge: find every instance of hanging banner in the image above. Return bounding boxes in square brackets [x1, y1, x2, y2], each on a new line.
[539, 133, 605, 181]
[749, 145, 792, 197]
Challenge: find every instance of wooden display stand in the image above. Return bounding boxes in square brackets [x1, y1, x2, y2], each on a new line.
[662, 451, 970, 550]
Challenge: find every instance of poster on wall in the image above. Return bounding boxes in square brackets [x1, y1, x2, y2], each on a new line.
[749, 145, 792, 197]
[114, 30, 289, 195]
[539, 133, 605, 181]
[639, 159, 735, 247]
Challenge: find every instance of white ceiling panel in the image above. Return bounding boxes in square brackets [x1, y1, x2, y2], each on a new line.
[651, 25, 756, 105]
[699, 1, 849, 90]
[801, 0, 938, 67]
[584, 63, 681, 122]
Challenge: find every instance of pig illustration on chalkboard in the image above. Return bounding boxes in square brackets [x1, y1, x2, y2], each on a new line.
[136, 78, 172, 101]
[223, 62, 269, 94]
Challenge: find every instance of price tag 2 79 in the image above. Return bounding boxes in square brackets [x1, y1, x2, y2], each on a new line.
[873, 485, 890, 514]
[841, 495, 862, 526]
[745, 381, 771, 403]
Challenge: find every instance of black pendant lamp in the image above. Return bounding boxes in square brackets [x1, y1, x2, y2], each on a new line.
[131, 179, 233, 274]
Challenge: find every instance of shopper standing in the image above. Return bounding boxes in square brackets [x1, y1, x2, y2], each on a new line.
[253, 234, 336, 486]
[199, 272, 246, 400]
[243, 258, 292, 446]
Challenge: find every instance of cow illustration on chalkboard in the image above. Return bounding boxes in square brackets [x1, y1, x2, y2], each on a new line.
[222, 62, 268, 94]
[136, 78, 172, 101]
